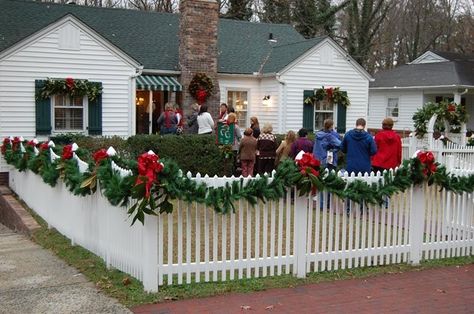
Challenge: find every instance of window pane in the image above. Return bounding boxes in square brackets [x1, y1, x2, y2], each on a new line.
[228, 90, 248, 127]
[387, 98, 399, 117]
[314, 112, 333, 131]
[55, 108, 83, 130]
[54, 95, 66, 107]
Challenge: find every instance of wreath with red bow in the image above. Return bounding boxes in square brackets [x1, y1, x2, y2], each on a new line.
[188, 73, 214, 105]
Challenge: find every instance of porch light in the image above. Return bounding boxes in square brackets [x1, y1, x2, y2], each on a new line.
[262, 95, 271, 106]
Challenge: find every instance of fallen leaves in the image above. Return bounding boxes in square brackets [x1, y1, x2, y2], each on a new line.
[241, 305, 252, 310]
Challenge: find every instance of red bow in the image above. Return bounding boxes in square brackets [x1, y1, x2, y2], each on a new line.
[93, 149, 109, 164]
[39, 142, 49, 151]
[135, 152, 164, 198]
[62, 144, 73, 160]
[417, 151, 437, 176]
[1, 137, 10, 155]
[196, 89, 207, 105]
[65, 77, 75, 90]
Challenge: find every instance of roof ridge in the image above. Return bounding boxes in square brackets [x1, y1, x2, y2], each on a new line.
[273, 36, 327, 49]
[3, 0, 176, 17]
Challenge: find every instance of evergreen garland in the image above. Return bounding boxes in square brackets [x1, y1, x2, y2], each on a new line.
[413, 101, 468, 138]
[3, 137, 474, 225]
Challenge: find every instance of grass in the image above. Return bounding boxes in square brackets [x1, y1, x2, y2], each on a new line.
[24, 201, 474, 308]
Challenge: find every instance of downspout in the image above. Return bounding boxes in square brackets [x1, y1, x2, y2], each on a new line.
[130, 66, 144, 136]
[276, 73, 286, 133]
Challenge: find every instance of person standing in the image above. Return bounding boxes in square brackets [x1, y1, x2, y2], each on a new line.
[313, 119, 341, 170]
[275, 130, 296, 166]
[156, 102, 178, 135]
[371, 118, 402, 173]
[218, 103, 229, 122]
[257, 123, 277, 174]
[197, 105, 214, 134]
[250, 116, 261, 139]
[290, 128, 313, 159]
[239, 128, 258, 177]
[341, 118, 377, 174]
[186, 103, 200, 134]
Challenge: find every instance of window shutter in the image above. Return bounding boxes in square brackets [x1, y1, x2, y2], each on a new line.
[336, 103, 347, 133]
[303, 90, 314, 132]
[35, 80, 52, 135]
[88, 82, 102, 136]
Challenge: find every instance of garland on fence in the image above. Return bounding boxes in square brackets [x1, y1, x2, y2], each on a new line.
[413, 101, 468, 138]
[3, 137, 474, 225]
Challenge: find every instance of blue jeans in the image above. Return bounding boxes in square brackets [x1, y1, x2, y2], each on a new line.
[160, 126, 177, 135]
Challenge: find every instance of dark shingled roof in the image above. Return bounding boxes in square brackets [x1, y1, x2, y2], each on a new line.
[371, 51, 474, 88]
[0, 0, 314, 74]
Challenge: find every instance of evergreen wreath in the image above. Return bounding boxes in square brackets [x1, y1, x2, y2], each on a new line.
[304, 86, 350, 108]
[3, 136, 474, 226]
[413, 101, 468, 138]
[188, 73, 214, 103]
[37, 77, 103, 101]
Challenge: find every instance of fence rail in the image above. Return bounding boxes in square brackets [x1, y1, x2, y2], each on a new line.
[9, 168, 474, 292]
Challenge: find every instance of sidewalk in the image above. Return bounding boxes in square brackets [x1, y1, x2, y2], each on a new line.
[133, 264, 474, 314]
[0, 223, 131, 314]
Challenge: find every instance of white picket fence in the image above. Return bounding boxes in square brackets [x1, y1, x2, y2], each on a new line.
[9, 168, 474, 292]
[402, 136, 474, 170]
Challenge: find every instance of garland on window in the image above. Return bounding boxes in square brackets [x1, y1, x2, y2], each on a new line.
[188, 73, 214, 104]
[304, 86, 350, 108]
[413, 101, 468, 138]
[3, 137, 474, 226]
[37, 77, 103, 101]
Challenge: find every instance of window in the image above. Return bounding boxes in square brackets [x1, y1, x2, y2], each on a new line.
[314, 99, 334, 131]
[53, 95, 85, 131]
[227, 90, 248, 127]
[386, 97, 399, 118]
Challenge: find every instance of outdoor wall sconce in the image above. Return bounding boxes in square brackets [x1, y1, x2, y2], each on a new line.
[262, 95, 271, 106]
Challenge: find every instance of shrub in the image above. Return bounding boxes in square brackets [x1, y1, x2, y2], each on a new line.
[126, 134, 232, 176]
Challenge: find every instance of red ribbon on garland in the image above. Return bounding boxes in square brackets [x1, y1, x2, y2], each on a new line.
[93, 149, 109, 164]
[417, 151, 437, 176]
[1, 138, 10, 155]
[62, 144, 73, 160]
[297, 153, 321, 177]
[65, 77, 75, 91]
[135, 152, 164, 198]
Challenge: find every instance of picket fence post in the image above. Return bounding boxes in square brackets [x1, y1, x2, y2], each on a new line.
[293, 190, 308, 278]
[409, 184, 425, 265]
[142, 214, 159, 292]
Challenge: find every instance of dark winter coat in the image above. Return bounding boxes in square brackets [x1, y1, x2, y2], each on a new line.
[341, 129, 377, 174]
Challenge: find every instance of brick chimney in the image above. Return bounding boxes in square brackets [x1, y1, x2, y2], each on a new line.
[179, 0, 220, 118]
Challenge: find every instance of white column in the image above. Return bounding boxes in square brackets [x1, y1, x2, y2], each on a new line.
[131, 77, 137, 136]
[454, 91, 461, 104]
[149, 90, 153, 134]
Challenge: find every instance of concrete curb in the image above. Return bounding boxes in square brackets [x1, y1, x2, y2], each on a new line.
[0, 185, 41, 236]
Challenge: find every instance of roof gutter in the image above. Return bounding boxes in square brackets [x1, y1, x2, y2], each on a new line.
[218, 72, 277, 78]
[141, 69, 181, 75]
[276, 73, 286, 133]
[370, 85, 474, 90]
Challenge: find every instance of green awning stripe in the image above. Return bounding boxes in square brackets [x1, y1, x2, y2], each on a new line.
[136, 75, 182, 91]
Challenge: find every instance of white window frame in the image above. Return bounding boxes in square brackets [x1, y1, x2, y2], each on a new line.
[314, 100, 336, 131]
[227, 89, 249, 127]
[386, 97, 399, 119]
[51, 95, 88, 134]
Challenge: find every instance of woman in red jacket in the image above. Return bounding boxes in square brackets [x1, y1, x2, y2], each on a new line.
[372, 118, 402, 173]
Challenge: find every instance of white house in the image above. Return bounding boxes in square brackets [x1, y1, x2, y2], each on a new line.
[0, 0, 372, 173]
[368, 50, 474, 133]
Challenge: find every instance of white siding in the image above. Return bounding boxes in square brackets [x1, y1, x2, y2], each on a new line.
[280, 41, 370, 133]
[0, 20, 136, 142]
[368, 90, 423, 132]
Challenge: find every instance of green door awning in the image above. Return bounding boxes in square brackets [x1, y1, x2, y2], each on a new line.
[136, 75, 182, 92]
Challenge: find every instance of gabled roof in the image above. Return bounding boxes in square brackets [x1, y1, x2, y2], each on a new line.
[0, 0, 316, 74]
[371, 50, 474, 88]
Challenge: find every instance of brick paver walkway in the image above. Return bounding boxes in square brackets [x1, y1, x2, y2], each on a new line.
[132, 264, 474, 314]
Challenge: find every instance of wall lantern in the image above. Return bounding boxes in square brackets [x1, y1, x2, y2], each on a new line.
[262, 95, 271, 106]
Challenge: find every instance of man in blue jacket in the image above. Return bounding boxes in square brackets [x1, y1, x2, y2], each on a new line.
[341, 118, 377, 174]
